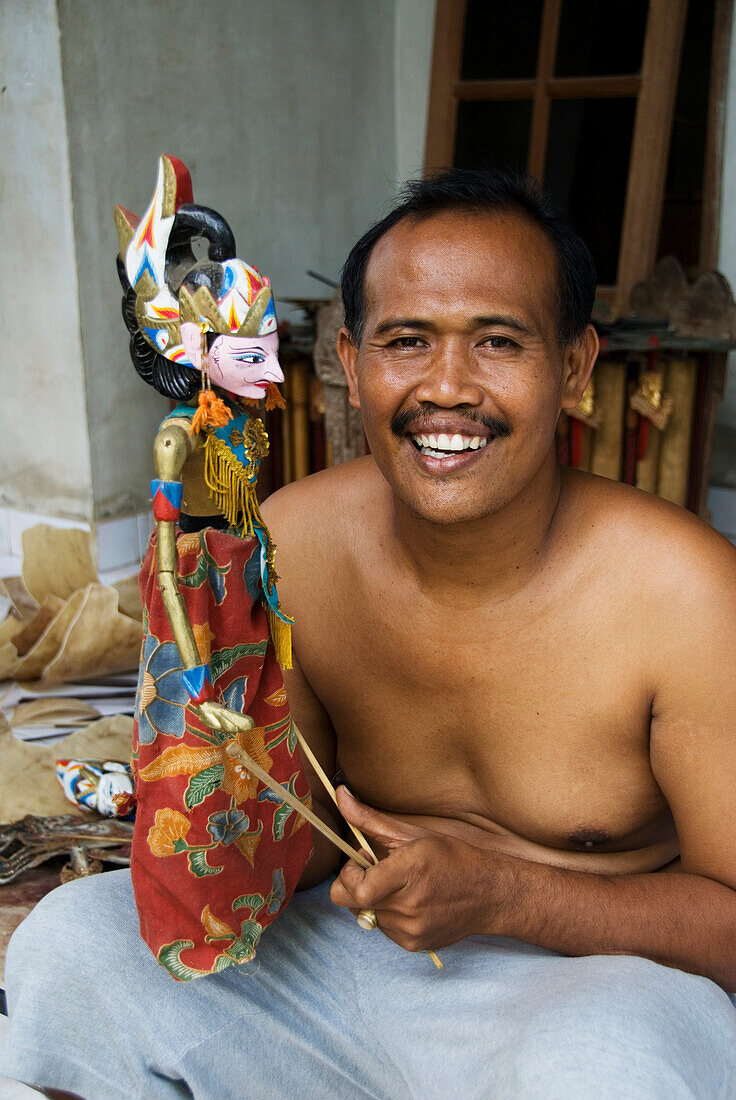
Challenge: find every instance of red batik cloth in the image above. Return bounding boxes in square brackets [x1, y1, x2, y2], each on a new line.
[130, 528, 313, 981]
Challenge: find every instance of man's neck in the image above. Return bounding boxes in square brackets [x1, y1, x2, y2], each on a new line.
[390, 453, 564, 603]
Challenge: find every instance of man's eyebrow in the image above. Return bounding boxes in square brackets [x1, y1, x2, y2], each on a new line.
[372, 318, 437, 336]
[371, 314, 535, 337]
[471, 314, 535, 337]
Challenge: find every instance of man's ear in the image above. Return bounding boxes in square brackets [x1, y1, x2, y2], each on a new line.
[337, 326, 360, 409]
[559, 324, 599, 410]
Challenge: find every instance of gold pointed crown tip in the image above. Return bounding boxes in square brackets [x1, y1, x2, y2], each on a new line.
[236, 285, 273, 338]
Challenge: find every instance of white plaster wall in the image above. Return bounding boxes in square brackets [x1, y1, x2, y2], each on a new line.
[0, 0, 93, 520]
[2, 0, 435, 522]
[715, 16, 736, 488]
[394, 0, 436, 184]
[56, 0, 397, 519]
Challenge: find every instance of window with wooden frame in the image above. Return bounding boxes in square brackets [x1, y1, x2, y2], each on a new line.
[425, 0, 730, 312]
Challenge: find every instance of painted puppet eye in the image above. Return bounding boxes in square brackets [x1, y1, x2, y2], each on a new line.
[235, 353, 266, 364]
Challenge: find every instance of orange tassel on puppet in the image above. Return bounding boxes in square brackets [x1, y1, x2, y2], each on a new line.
[189, 324, 234, 435]
[190, 388, 233, 434]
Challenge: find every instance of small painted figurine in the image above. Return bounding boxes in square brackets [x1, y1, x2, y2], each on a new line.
[115, 156, 313, 980]
[56, 759, 135, 817]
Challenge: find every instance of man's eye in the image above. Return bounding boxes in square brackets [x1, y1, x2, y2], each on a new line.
[482, 336, 515, 350]
[389, 336, 425, 349]
[235, 353, 265, 364]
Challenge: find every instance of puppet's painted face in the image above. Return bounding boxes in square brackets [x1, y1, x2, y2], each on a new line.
[208, 333, 284, 399]
[180, 322, 283, 399]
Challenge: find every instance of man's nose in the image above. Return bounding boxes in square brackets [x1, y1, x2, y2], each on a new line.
[413, 343, 484, 408]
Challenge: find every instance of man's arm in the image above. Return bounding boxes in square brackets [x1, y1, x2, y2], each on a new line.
[331, 793, 736, 991]
[282, 648, 343, 889]
[332, 522, 736, 990]
[506, 517, 736, 988]
[260, 487, 344, 888]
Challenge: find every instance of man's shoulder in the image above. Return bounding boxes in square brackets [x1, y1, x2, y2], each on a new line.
[261, 456, 386, 556]
[564, 469, 736, 609]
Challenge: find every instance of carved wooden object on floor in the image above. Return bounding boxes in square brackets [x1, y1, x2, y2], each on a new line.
[0, 814, 133, 886]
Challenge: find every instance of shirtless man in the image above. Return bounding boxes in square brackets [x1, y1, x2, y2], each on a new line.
[263, 169, 736, 1088]
[3, 169, 736, 1099]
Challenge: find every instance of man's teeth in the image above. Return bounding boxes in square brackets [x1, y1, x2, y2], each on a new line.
[412, 432, 488, 456]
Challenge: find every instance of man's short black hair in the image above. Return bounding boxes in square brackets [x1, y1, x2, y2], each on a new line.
[340, 167, 597, 348]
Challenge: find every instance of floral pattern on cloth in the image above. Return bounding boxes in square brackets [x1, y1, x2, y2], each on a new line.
[131, 528, 313, 981]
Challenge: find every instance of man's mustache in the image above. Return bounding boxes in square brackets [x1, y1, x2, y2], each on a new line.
[391, 405, 512, 439]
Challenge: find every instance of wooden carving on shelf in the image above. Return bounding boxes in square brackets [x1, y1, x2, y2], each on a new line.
[314, 290, 367, 466]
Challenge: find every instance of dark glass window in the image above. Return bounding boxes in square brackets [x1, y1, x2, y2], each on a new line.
[658, 0, 715, 269]
[555, 0, 649, 77]
[544, 98, 637, 284]
[454, 100, 533, 174]
[460, 0, 543, 81]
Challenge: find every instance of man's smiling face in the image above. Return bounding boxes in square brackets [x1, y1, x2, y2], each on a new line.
[338, 209, 592, 525]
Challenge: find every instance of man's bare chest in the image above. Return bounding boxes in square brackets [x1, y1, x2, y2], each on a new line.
[297, 568, 673, 860]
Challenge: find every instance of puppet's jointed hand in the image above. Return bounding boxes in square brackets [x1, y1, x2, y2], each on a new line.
[330, 787, 518, 952]
[194, 700, 255, 735]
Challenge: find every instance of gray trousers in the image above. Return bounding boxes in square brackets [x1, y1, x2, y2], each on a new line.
[2, 869, 736, 1099]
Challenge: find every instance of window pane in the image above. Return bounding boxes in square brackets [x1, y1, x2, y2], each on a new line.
[461, 0, 543, 81]
[544, 98, 637, 284]
[555, 0, 649, 77]
[454, 100, 532, 174]
[658, 0, 714, 269]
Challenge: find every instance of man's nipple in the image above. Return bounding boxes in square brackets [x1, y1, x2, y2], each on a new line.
[567, 828, 611, 851]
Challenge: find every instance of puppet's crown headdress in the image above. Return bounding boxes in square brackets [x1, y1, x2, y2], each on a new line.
[115, 154, 276, 369]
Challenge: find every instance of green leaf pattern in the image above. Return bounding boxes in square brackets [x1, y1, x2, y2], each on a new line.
[224, 919, 263, 962]
[184, 763, 225, 809]
[178, 552, 209, 589]
[210, 641, 268, 682]
[157, 940, 207, 982]
[187, 849, 223, 877]
[232, 893, 265, 913]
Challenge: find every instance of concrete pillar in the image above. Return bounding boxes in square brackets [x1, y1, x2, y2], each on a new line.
[2, 0, 408, 535]
[1, 0, 93, 521]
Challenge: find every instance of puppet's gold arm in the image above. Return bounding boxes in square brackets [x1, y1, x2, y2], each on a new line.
[153, 425, 200, 669]
[152, 424, 255, 734]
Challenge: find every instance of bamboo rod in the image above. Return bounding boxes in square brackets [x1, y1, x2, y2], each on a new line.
[292, 722, 377, 862]
[281, 721, 442, 972]
[290, 721, 443, 970]
[225, 742, 371, 869]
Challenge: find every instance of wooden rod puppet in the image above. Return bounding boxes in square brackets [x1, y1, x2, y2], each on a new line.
[115, 156, 441, 978]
